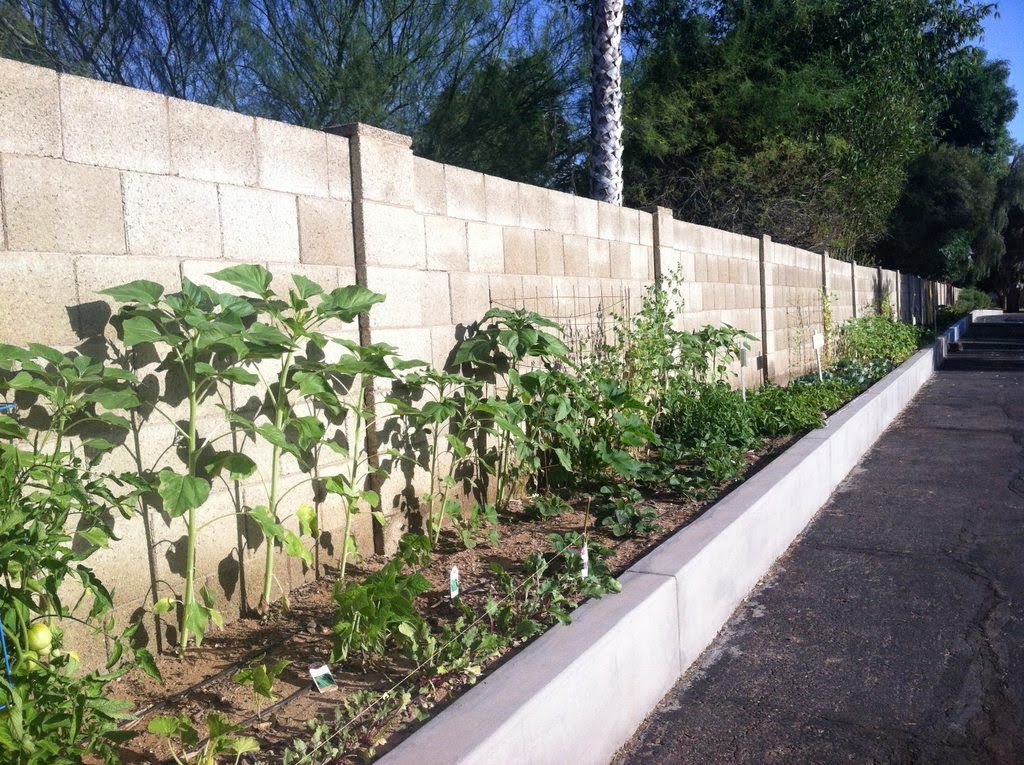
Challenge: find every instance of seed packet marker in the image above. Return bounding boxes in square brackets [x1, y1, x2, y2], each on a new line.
[309, 662, 338, 694]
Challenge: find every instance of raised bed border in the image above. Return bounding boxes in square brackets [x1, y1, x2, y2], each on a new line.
[378, 312, 990, 765]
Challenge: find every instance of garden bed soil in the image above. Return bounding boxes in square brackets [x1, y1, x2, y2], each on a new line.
[111, 433, 799, 764]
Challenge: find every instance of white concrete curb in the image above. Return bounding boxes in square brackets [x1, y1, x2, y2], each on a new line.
[378, 322, 979, 765]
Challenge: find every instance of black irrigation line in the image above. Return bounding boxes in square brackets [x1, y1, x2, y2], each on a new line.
[122, 639, 278, 729]
[187, 682, 316, 756]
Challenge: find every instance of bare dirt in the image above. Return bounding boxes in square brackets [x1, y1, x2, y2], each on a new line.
[112, 435, 799, 764]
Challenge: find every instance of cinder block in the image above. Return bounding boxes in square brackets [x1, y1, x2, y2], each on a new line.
[609, 241, 630, 279]
[548, 191, 576, 234]
[429, 325, 460, 369]
[362, 202, 426, 268]
[60, 73, 169, 173]
[365, 267, 451, 329]
[588, 238, 611, 278]
[123, 172, 221, 260]
[0, 252, 80, 345]
[639, 213, 655, 247]
[219, 185, 299, 262]
[629, 245, 650, 280]
[449, 271, 491, 325]
[256, 118, 329, 197]
[467, 222, 504, 273]
[326, 133, 352, 201]
[621, 208, 641, 244]
[535, 230, 564, 276]
[422, 216, 467, 272]
[75, 253, 181, 340]
[354, 128, 414, 206]
[687, 287, 703, 313]
[414, 158, 446, 215]
[575, 197, 599, 238]
[521, 275, 554, 315]
[488, 273, 523, 304]
[298, 196, 355, 267]
[562, 235, 589, 277]
[168, 97, 257, 186]
[677, 251, 696, 282]
[445, 165, 486, 221]
[0, 58, 61, 157]
[502, 228, 536, 274]
[518, 184, 552, 230]
[2, 155, 125, 253]
[369, 326, 433, 364]
[729, 258, 744, 285]
[484, 175, 519, 226]
[598, 201, 620, 240]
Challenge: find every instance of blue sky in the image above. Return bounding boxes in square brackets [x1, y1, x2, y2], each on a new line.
[981, 3, 1024, 145]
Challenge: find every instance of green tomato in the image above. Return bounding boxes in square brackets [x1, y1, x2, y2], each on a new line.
[27, 623, 52, 653]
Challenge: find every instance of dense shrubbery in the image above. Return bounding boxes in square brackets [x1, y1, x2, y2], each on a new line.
[838, 316, 930, 366]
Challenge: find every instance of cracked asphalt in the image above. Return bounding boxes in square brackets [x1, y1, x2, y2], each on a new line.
[616, 315, 1024, 765]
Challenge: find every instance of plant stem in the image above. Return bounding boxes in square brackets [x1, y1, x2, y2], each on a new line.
[179, 364, 199, 654]
[338, 376, 365, 585]
[259, 351, 294, 613]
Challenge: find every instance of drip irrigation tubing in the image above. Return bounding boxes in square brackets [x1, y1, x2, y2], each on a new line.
[122, 639, 278, 729]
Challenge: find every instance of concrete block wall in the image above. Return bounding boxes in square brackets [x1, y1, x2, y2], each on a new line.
[0, 57, 956, 659]
[825, 255, 854, 326]
[879, 268, 899, 316]
[0, 57, 362, 660]
[854, 262, 881, 316]
[763, 239, 825, 383]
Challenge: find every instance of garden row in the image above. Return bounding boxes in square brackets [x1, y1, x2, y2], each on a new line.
[0, 265, 930, 764]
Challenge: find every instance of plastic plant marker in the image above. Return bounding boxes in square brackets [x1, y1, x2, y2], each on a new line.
[450, 566, 460, 600]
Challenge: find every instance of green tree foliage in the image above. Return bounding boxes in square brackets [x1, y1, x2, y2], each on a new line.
[990, 151, 1024, 298]
[417, 48, 584, 189]
[937, 48, 1017, 158]
[881, 144, 997, 279]
[624, 0, 1002, 258]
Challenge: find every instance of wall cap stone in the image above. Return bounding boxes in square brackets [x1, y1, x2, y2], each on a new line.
[328, 122, 412, 148]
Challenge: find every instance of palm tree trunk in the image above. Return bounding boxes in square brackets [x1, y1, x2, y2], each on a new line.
[590, 0, 624, 206]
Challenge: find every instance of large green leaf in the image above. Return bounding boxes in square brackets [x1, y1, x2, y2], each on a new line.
[296, 504, 319, 537]
[157, 470, 211, 517]
[85, 386, 141, 410]
[121, 316, 166, 347]
[146, 715, 183, 736]
[99, 280, 165, 305]
[291, 415, 325, 447]
[321, 285, 385, 321]
[292, 273, 324, 299]
[283, 530, 313, 565]
[0, 415, 27, 439]
[0, 344, 32, 367]
[255, 422, 300, 457]
[248, 506, 284, 540]
[205, 452, 258, 480]
[210, 264, 273, 297]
